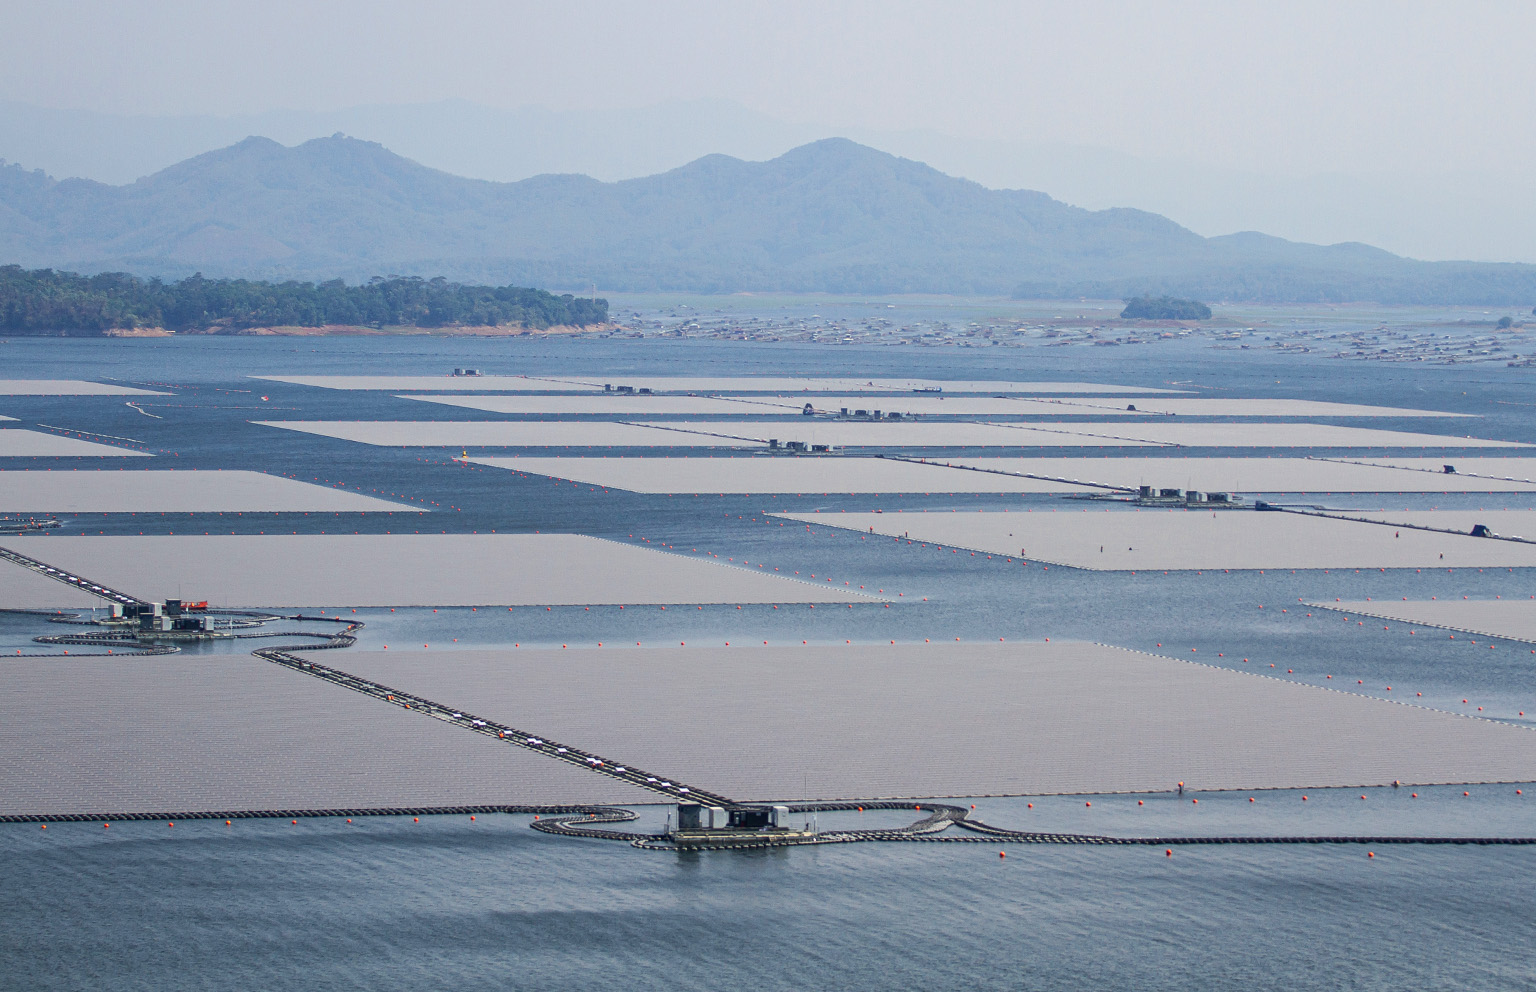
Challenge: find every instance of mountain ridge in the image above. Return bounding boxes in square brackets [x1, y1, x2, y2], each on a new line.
[4, 97, 1532, 263]
[2, 135, 1534, 304]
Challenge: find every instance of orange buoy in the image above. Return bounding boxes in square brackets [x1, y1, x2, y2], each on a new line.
[1165, 849, 1172, 857]
[225, 820, 231, 826]
[999, 851, 1006, 858]
[1367, 852, 1375, 858]
[1085, 802, 1091, 807]
[470, 815, 476, 821]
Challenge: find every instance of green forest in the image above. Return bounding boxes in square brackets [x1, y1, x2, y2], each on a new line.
[1119, 295, 1212, 320]
[0, 267, 608, 333]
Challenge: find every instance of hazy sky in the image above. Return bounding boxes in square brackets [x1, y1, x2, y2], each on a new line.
[6, 0, 1533, 178]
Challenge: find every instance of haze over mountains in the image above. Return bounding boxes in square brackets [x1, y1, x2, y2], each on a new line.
[3, 133, 1535, 304]
[4, 99, 1533, 265]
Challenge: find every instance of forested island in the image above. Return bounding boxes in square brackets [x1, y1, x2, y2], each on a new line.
[0, 266, 608, 334]
[1119, 295, 1212, 320]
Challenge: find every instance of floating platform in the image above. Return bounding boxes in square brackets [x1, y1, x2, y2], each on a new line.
[668, 828, 819, 849]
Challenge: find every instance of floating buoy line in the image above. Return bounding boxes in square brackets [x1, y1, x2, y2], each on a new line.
[8, 800, 1534, 854]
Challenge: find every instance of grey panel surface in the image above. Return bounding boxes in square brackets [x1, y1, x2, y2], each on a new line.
[1349, 457, 1536, 484]
[251, 375, 605, 392]
[936, 456, 1536, 493]
[1056, 397, 1469, 418]
[402, 394, 783, 416]
[777, 397, 1142, 416]
[527, 376, 1188, 394]
[333, 642, 1536, 799]
[1316, 600, 1536, 643]
[0, 380, 168, 396]
[0, 655, 650, 815]
[256, 419, 1508, 451]
[413, 394, 1143, 417]
[628, 421, 1523, 450]
[0, 565, 100, 607]
[0, 534, 870, 608]
[778, 509, 1536, 570]
[469, 456, 1103, 494]
[1063, 422, 1524, 448]
[1314, 509, 1536, 536]
[0, 430, 152, 457]
[254, 421, 753, 447]
[0, 470, 406, 512]
[631, 421, 1159, 447]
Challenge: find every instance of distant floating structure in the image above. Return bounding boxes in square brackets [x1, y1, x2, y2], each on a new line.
[1135, 485, 1243, 508]
[669, 803, 815, 848]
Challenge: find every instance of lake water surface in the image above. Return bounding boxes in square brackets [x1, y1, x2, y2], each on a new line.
[2, 316, 1533, 989]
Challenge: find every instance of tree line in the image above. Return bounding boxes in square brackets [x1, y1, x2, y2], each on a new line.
[1119, 296, 1213, 320]
[0, 267, 608, 333]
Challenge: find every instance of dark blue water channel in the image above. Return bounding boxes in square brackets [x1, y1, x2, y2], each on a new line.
[2, 327, 1534, 989]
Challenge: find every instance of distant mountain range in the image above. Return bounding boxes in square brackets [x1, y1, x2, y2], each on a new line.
[2, 134, 1534, 304]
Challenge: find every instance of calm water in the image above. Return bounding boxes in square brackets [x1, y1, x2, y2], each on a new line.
[4, 800, 1534, 992]
[2, 315, 1534, 989]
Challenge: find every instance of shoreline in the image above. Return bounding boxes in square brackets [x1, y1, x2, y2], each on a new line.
[92, 322, 617, 338]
